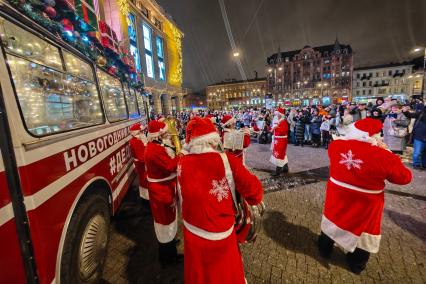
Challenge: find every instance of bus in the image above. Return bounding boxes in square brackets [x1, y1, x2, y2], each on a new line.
[0, 3, 149, 283]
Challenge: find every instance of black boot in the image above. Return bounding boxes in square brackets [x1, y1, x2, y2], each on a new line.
[158, 240, 179, 268]
[271, 167, 282, 177]
[346, 248, 370, 274]
[282, 164, 289, 174]
[317, 231, 334, 259]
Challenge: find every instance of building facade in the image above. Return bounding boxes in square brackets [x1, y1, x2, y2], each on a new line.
[353, 63, 424, 103]
[206, 78, 267, 110]
[266, 40, 353, 106]
[98, 0, 185, 114]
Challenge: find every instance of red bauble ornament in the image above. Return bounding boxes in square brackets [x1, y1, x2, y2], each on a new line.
[44, 6, 57, 18]
[108, 66, 117, 75]
[61, 19, 74, 32]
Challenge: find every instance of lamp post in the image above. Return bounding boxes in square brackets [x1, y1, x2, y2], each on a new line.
[413, 47, 426, 98]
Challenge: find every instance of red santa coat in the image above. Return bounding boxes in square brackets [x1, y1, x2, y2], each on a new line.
[177, 151, 263, 284]
[322, 139, 412, 253]
[144, 141, 179, 243]
[270, 119, 289, 167]
[221, 129, 251, 162]
[129, 136, 149, 200]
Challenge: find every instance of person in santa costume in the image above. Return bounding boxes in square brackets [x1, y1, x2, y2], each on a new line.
[221, 114, 251, 163]
[177, 117, 263, 284]
[144, 120, 181, 267]
[129, 123, 149, 201]
[270, 108, 289, 176]
[318, 118, 412, 273]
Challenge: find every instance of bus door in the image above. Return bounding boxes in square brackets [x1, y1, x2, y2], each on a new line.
[0, 84, 38, 283]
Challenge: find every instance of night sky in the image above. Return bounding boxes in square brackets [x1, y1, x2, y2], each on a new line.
[156, 0, 426, 92]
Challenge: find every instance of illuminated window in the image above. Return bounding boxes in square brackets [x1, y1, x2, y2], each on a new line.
[143, 23, 154, 78]
[156, 36, 165, 81]
[128, 13, 141, 72]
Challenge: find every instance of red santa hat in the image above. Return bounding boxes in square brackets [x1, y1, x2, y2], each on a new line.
[130, 123, 142, 136]
[185, 117, 220, 146]
[274, 108, 285, 116]
[221, 115, 236, 127]
[336, 118, 383, 143]
[205, 114, 217, 123]
[354, 118, 383, 136]
[147, 120, 168, 140]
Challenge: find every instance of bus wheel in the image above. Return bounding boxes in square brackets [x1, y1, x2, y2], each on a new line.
[61, 193, 110, 284]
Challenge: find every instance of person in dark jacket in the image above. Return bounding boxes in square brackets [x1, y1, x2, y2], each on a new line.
[294, 111, 306, 147]
[310, 109, 322, 147]
[403, 105, 426, 170]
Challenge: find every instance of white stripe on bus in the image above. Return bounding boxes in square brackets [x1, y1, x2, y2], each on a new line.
[0, 203, 14, 227]
[15, 120, 137, 167]
[24, 136, 131, 211]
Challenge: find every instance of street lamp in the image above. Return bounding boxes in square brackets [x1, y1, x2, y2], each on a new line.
[233, 51, 240, 57]
[413, 47, 426, 96]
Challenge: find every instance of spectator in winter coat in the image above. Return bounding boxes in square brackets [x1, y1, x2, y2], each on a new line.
[320, 116, 331, 149]
[310, 110, 322, 147]
[403, 104, 426, 170]
[294, 111, 306, 146]
[383, 105, 409, 154]
[287, 109, 297, 144]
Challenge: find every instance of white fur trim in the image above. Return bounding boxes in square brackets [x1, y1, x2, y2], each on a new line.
[131, 130, 140, 136]
[154, 212, 178, 243]
[333, 123, 378, 145]
[147, 125, 168, 141]
[222, 117, 236, 127]
[139, 186, 149, 200]
[321, 215, 381, 253]
[188, 132, 220, 147]
[269, 155, 288, 167]
[183, 220, 234, 241]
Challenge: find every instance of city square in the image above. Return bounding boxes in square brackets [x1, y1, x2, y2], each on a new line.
[102, 144, 426, 283]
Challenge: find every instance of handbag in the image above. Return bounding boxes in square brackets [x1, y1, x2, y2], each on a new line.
[387, 119, 407, 138]
[219, 153, 265, 244]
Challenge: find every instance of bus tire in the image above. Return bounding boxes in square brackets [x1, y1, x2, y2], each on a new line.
[60, 193, 110, 284]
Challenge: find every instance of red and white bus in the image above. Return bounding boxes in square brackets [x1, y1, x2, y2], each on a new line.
[0, 3, 149, 283]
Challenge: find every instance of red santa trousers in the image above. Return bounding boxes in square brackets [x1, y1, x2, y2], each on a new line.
[322, 181, 384, 253]
[183, 227, 245, 284]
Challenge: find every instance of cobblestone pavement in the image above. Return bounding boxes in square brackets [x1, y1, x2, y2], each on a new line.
[103, 143, 426, 284]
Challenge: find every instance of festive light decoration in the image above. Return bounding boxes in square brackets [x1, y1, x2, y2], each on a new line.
[163, 20, 182, 87]
[5, 0, 144, 92]
[117, 0, 131, 25]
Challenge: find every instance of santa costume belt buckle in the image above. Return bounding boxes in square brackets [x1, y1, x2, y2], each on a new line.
[147, 173, 176, 183]
[330, 177, 384, 194]
[274, 136, 287, 139]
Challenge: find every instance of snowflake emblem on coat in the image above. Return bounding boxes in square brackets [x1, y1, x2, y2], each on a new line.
[339, 150, 363, 170]
[209, 177, 230, 202]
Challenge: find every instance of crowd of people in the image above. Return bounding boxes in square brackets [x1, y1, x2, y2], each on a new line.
[129, 96, 422, 282]
[154, 96, 425, 170]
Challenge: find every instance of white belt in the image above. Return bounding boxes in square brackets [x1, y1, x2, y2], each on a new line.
[274, 136, 287, 138]
[330, 177, 384, 194]
[183, 220, 234, 241]
[147, 173, 176, 183]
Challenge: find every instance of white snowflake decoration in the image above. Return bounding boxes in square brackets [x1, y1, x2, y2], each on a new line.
[209, 177, 230, 202]
[273, 150, 280, 157]
[177, 164, 182, 177]
[339, 150, 363, 170]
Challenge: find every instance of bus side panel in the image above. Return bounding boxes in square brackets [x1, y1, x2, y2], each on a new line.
[22, 142, 134, 283]
[0, 159, 26, 284]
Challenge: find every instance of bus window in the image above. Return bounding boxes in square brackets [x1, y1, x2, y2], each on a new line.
[63, 51, 94, 82]
[96, 70, 127, 122]
[135, 91, 147, 123]
[0, 17, 62, 70]
[123, 84, 139, 119]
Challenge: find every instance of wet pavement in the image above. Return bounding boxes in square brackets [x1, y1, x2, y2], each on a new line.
[102, 143, 426, 284]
